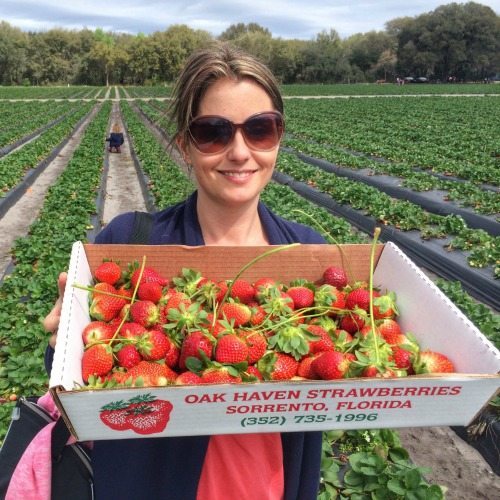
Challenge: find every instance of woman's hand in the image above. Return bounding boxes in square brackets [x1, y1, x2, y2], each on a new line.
[43, 272, 67, 348]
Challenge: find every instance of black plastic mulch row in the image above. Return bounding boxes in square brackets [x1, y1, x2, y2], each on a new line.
[0, 106, 97, 220]
[291, 150, 499, 236]
[272, 170, 500, 311]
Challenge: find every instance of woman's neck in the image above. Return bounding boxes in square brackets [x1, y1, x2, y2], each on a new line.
[196, 195, 269, 246]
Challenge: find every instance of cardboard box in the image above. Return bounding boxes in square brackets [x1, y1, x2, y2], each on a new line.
[50, 242, 500, 441]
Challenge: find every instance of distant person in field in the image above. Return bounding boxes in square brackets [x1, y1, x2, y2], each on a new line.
[106, 123, 124, 153]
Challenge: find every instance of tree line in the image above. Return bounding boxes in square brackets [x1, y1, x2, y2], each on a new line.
[0, 2, 498, 86]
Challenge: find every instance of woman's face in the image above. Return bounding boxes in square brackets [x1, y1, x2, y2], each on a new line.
[179, 77, 281, 209]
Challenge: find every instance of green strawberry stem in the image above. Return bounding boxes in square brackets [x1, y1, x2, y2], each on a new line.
[213, 243, 300, 326]
[72, 283, 133, 301]
[109, 255, 146, 342]
[369, 227, 382, 365]
[290, 209, 355, 284]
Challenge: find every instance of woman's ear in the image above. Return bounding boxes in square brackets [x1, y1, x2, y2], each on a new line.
[176, 136, 192, 165]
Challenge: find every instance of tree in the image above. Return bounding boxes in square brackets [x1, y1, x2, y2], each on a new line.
[219, 23, 271, 41]
[0, 22, 28, 84]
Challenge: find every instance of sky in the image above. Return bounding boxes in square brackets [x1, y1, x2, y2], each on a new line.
[0, 0, 499, 40]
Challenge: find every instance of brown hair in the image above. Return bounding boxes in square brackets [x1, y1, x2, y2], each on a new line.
[169, 42, 283, 146]
[112, 123, 121, 133]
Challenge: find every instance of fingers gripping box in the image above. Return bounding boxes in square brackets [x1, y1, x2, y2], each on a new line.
[50, 242, 500, 441]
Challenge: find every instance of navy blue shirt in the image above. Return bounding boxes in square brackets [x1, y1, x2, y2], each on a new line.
[49, 191, 325, 500]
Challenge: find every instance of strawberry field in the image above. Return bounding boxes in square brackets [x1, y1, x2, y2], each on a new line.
[0, 85, 499, 497]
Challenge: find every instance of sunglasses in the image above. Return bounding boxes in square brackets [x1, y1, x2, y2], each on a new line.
[188, 111, 284, 154]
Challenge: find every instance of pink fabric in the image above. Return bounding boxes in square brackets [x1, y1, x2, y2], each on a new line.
[197, 433, 284, 500]
[5, 392, 76, 500]
[6, 421, 55, 500]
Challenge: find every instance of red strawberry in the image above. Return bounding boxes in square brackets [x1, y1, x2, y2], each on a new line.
[120, 322, 147, 339]
[99, 400, 130, 431]
[306, 325, 335, 354]
[116, 344, 142, 369]
[361, 365, 397, 378]
[246, 365, 264, 380]
[201, 366, 242, 384]
[345, 288, 371, 312]
[175, 371, 203, 385]
[311, 350, 350, 380]
[241, 331, 267, 364]
[340, 313, 365, 333]
[258, 352, 299, 381]
[220, 302, 251, 327]
[82, 344, 113, 382]
[94, 261, 122, 285]
[229, 279, 255, 304]
[373, 291, 398, 319]
[248, 302, 266, 326]
[126, 398, 173, 435]
[286, 286, 314, 309]
[138, 330, 170, 361]
[377, 319, 406, 345]
[91, 282, 116, 299]
[138, 282, 164, 303]
[130, 266, 169, 288]
[414, 350, 455, 374]
[164, 291, 191, 311]
[297, 355, 320, 379]
[126, 361, 177, 385]
[390, 346, 412, 370]
[90, 294, 127, 322]
[323, 266, 348, 289]
[214, 334, 249, 364]
[129, 300, 159, 328]
[82, 321, 114, 345]
[178, 330, 213, 370]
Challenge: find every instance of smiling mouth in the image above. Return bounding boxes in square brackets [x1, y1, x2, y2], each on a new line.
[219, 170, 256, 178]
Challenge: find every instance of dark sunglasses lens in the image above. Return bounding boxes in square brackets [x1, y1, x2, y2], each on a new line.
[190, 117, 233, 153]
[244, 114, 283, 150]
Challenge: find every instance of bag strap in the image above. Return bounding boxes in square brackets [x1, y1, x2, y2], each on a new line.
[128, 211, 154, 244]
[51, 417, 72, 460]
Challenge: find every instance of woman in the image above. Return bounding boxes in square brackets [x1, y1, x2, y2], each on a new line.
[45, 43, 324, 499]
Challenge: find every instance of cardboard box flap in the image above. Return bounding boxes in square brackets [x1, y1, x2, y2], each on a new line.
[374, 242, 500, 374]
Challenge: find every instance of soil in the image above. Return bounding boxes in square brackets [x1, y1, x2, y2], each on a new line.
[1, 94, 498, 499]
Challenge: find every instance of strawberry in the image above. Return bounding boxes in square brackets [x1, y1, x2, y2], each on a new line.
[175, 371, 203, 385]
[219, 302, 251, 327]
[306, 325, 335, 354]
[340, 312, 365, 333]
[137, 330, 170, 361]
[377, 319, 405, 345]
[94, 261, 122, 285]
[414, 350, 455, 374]
[201, 366, 242, 384]
[286, 286, 315, 309]
[178, 330, 213, 370]
[126, 398, 173, 435]
[345, 288, 371, 312]
[82, 344, 113, 382]
[214, 333, 249, 364]
[323, 266, 348, 289]
[390, 346, 413, 371]
[137, 281, 164, 303]
[82, 321, 114, 345]
[314, 285, 346, 314]
[361, 365, 397, 378]
[116, 344, 142, 369]
[248, 302, 267, 326]
[126, 361, 177, 385]
[90, 294, 127, 322]
[163, 290, 191, 311]
[297, 355, 320, 379]
[246, 365, 264, 381]
[229, 279, 255, 304]
[130, 266, 169, 288]
[257, 352, 299, 381]
[91, 282, 116, 300]
[120, 321, 147, 339]
[99, 400, 130, 431]
[129, 300, 159, 328]
[241, 330, 267, 364]
[311, 350, 350, 380]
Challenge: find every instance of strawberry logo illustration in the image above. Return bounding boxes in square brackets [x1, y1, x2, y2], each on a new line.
[99, 393, 173, 435]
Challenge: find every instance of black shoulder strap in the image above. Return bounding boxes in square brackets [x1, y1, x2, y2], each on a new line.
[129, 211, 154, 244]
[51, 417, 72, 459]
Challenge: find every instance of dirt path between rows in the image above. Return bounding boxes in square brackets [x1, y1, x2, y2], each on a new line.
[0, 99, 498, 499]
